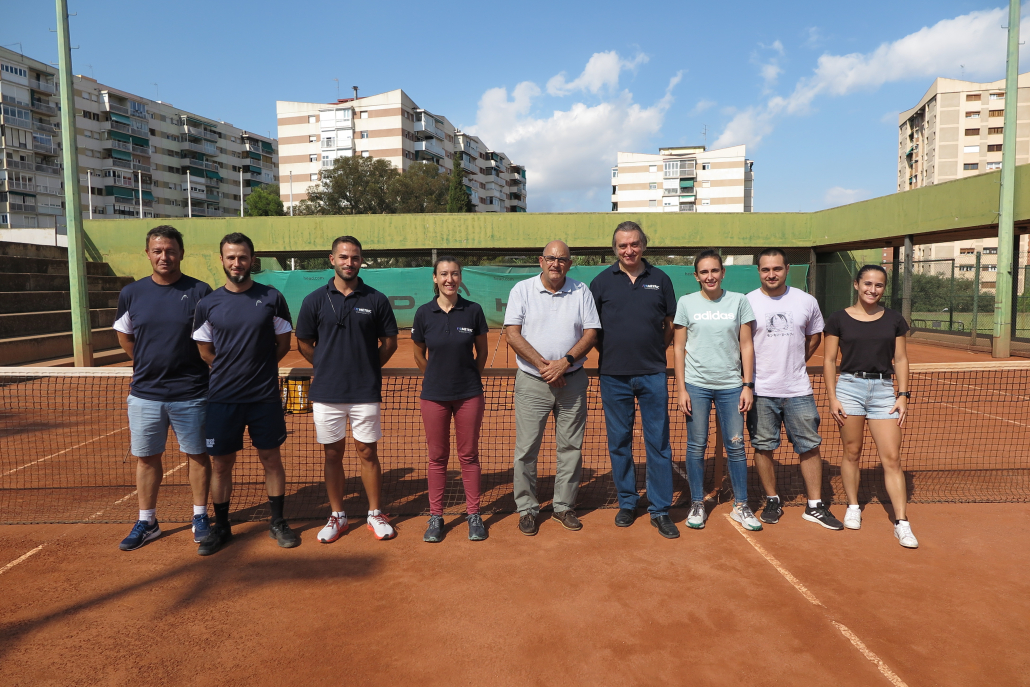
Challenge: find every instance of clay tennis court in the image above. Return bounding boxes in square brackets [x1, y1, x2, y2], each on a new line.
[1, 337, 1029, 684]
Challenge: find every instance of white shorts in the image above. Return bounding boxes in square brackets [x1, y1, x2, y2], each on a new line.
[312, 402, 382, 444]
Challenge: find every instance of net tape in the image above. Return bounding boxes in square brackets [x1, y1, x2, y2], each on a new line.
[1, 364, 1028, 524]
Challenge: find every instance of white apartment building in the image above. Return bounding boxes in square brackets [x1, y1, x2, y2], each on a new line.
[611, 145, 753, 213]
[276, 89, 526, 213]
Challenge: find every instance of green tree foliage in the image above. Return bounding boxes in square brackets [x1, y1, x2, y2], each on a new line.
[903, 270, 995, 313]
[446, 153, 475, 213]
[244, 183, 285, 216]
[390, 161, 448, 213]
[299, 156, 398, 215]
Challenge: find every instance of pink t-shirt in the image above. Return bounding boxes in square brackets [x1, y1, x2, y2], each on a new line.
[746, 286, 824, 398]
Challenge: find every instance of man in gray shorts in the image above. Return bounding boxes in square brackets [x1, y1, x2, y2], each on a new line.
[504, 240, 600, 535]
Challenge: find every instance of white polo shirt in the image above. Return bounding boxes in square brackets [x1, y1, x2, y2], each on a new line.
[503, 274, 601, 376]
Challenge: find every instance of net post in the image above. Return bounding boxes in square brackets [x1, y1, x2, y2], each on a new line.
[972, 252, 981, 345]
[902, 235, 913, 325]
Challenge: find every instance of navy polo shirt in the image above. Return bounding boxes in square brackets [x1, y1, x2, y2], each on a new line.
[589, 260, 677, 376]
[295, 278, 399, 404]
[191, 283, 293, 404]
[411, 297, 488, 402]
[113, 275, 212, 402]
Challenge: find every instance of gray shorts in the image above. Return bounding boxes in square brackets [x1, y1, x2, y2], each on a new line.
[746, 394, 822, 455]
[126, 394, 206, 457]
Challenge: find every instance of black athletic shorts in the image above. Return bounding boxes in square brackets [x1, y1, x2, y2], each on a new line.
[205, 401, 287, 455]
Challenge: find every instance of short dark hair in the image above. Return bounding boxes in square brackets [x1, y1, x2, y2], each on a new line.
[693, 248, 723, 273]
[757, 247, 788, 266]
[332, 235, 362, 253]
[146, 225, 184, 252]
[612, 221, 648, 250]
[219, 232, 254, 257]
[855, 264, 888, 283]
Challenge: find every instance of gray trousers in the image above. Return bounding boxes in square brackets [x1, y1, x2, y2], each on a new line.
[513, 368, 587, 515]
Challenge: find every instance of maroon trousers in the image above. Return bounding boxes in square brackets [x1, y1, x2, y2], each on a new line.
[419, 394, 485, 515]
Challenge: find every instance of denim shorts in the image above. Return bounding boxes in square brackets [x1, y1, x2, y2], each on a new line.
[835, 374, 899, 420]
[126, 394, 207, 457]
[746, 395, 822, 454]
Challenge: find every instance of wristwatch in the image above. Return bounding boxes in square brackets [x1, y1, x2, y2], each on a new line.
[564, 354, 576, 365]
[896, 391, 911, 398]
[743, 382, 755, 389]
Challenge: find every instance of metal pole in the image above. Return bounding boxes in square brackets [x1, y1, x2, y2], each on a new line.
[992, 0, 1020, 358]
[902, 235, 913, 325]
[972, 252, 981, 345]
[137, 170, 143, 219]
[240, 167, 244, 217]
[56, 0, 92, 366]
[807, 248, 816, 295]
[186, 170, 192, 218]
[891, 246, 901, 311]
[949, 259, 955, 331]
[87, 169, 92, 219]
[289, 170, 294, 215]
[1011, 233, 1021, 340]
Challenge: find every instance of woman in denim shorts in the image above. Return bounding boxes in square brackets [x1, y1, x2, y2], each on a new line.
[823, 264, 917, 548]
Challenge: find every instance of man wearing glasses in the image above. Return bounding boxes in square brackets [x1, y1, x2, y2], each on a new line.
[504, 241, 601, 535]
[296, 236, 399, 543]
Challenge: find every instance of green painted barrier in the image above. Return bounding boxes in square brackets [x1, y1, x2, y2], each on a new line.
[254, 264, 810, 328]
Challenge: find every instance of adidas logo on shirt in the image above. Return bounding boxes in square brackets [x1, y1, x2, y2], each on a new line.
[693, 311, 736, 321]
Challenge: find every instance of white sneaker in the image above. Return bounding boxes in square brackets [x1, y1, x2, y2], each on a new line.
[685, 501, 707, 529]
[731, 503, 763, 531]
[894, 520, 919, 548]
[366, 513, 396, 540]
[844, 507, 862, 530]
[317, 514, 348, 543]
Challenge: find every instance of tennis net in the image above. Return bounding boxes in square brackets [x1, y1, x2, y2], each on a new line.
[1, 363, 1028, 524]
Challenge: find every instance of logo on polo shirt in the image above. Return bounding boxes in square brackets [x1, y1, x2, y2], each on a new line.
[643, 284, 660, 290]
[255, 300, 262, 306]
[457, 326, 474, 334]
[181, 294, 189, 300]
[693, 311, 735, 321]
[354, 307, 372, 315]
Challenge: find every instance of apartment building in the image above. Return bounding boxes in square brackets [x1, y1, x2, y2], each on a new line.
[276, 89, 526, 213]
[0, 47, 65, 245]
[611, 145, 753, 213]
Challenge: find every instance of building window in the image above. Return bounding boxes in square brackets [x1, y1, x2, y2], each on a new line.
[701, 198, 711, 206]
[963, 163, 978, 170]
[648, 165, 657, 173]
[309, 154, 317, 162]
[965, 112, 980, 118]
[649, 182, 657, 190]
[963, 145, 980, 154]
[360, 131, 368, 139]
[989, 93, 1003, 100]
[611, 169, 618, 179]
[612, 202, 618, 211]
[959, 248, 975, 254]
[308, 115, 316, 124]
[988, 144, 1002, 152]
[988, 127, 1003, 135]
[984, 247, 998, 254]
[966, 93, 981, 101]
[985, 264, 998, 271]
[964, 129, 980, 136]
[612, 185, 617, 194]
[309, 173, 318, 181]
[361, 151, 370, 158]
[648, 199, 656, 208]
[309, 135, 316, 143]
[360, 111, 368, 119]
[988, 110, 1003, 118]
[701, 180, 711, 188]
[986, 162, 1002, 171]
[959, 265, 975, 271]
[701, 163, 710, 170]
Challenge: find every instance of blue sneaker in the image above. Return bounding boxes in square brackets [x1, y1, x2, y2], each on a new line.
[192, 514, 211, 543]
[119, 519, 161, 551]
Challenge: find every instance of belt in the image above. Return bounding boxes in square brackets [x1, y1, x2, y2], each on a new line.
[849, 371, 893, 379]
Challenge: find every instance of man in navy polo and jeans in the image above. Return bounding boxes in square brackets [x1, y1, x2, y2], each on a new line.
[115, 225, 213, 551]
[296, 236, 399, 543]
[191, 232, 299, 555]
[590, 222, 679, 539]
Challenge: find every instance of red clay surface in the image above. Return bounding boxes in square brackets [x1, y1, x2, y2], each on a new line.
[0, 502, 1027, 686]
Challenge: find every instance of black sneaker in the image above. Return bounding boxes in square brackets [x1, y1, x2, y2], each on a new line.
[760, 497, 783, 524]
[269, 518, 300, 548]
[424, 515, 445, 543]
[518, 513, 538, 536]
[467, 514, 487, 541]
[802, 501, 844, 530]
[650, 514, 680, 539]
[197, 523, 231, 556]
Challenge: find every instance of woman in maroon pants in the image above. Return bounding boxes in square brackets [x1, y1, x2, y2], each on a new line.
[412, 256, 489, 542]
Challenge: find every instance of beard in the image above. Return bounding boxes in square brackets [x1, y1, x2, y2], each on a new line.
[224, 264, 251, 284]
[335, 265, 358, 282]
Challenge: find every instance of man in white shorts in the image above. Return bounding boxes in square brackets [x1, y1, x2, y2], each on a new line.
[296, 236, 399, 541]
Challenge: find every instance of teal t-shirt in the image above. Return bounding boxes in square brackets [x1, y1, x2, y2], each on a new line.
[673, 290, 755, 389]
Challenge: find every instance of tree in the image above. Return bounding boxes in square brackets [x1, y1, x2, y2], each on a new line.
[389, 161, 448, 213]
[301, 156, 399, 215]
[446, 153, 475, 213]
[244, 183, 285, 216]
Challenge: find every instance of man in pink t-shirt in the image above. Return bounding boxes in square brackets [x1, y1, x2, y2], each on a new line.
[746, 249, 843, 530]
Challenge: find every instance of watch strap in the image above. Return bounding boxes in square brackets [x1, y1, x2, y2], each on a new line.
[564, 354, 576, 365]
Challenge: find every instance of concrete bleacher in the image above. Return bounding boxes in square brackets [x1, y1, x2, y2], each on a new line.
[0, 241, 133, 366]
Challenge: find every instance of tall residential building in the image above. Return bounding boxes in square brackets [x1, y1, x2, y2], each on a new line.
[276, 89, 526, 213]
[611, 145, 753, 213]
[0, 47, 65, 246]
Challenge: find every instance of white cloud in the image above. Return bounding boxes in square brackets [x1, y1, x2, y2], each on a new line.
[715, 8, 1029, 149]
[760, 62, 783, 88]
[690, 98, 716, 115]
[804, 27, 823, 49]
[470, 54, 680, 211]
[824, 187, 870, 207]
[545, 51, 648, 96]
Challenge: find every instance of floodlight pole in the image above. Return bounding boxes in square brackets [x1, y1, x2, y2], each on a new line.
[56, 0, 93, 366]
[240, 167, 244, 217]
[992, 0, 1020, 358]
[289, 170, 294, 215]
[186, 170, 192, 217]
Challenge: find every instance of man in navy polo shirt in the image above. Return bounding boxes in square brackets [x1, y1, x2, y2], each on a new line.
[191, 232, 299, 555]
[589, 222, 679, 539]
[114, 225, 213, 551]
[296, 235, 399, 543]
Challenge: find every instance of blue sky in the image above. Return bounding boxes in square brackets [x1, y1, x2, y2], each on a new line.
[5, 1, 1027, 212]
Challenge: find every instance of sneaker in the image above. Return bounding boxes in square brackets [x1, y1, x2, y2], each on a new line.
[685, 501, 707, 529]
[467, 513, 487, 541]
[367, 513, 396, 540]
[894, 520, 919, 548]
[119, 519, 161, 551]
[843, 507, 862, 530]
[760, 497, 783, 524]
[197, 522, 231, 556]
[269, 518, 300, 548]
[731, 503, 763, 531]
[191, 514, 211, 544]
[317, 514, 348, 543]
[802, 501, 844, 530]
[423, 515, 445, 543]
[518, 513, 538, 536]
[552, 509, 582, 531]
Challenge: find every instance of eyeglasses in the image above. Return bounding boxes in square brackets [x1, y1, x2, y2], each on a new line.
[541, 255, 572, 265]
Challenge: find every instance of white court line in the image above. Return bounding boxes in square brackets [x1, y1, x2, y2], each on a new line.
[937, 402, 1030, 429]
[1, 426, 129, 477]
[937, 378, 1030, 401]
[87, 459, 188, 521]
[0, 544, 45, 577]
[724, 515, 908, 687]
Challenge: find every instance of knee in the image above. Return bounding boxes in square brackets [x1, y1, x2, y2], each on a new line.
[211, 458, 233, 475]
[841, 444, 863, 461]
[137, 455, 162, 469]
[880, 453, 902, 471]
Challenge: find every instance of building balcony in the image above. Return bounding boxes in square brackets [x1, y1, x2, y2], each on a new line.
[29, 99, 58, 116]
[415, 119, 445, 140]
[2, 159, 35, 172]
[102, 120, 132, 135]
[102, 158, 132, 171]
[206, 192, 220, 201]
[182, 158, 218, 172]
[1, 201, 37, 214]
[460, 157, 476, 173]
[182, 141, 208, 154]
[2, 112, 33, 130]
[35, 162, 61, 175]
[32, 141, 58, 156]
[37, 204, 64, 215]
[104, 139, 132, 153]
[183, 125, 218, 142]
[30, 79, 57, 95]
[414, 139, 445, 159]
[132, 145, 150, 156]
[246, 143, 263, 155]
[102, 101, 130, 116]
[33, 120, 58, 135]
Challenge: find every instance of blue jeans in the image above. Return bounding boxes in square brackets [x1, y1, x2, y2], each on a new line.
[600, 373, 674, 516]
[684, 383, 748, 504]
